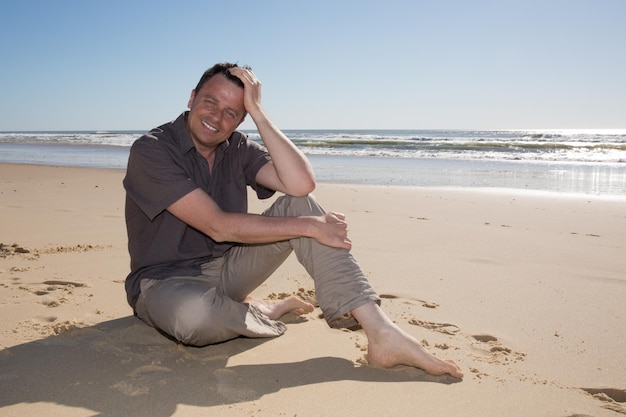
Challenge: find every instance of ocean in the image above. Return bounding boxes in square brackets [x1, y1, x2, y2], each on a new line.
[1, 129, 625, 196]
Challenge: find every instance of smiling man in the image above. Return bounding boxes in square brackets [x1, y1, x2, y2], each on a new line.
[123, 62, 462, 379]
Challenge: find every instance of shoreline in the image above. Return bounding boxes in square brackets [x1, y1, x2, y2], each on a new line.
[1, 152, 625, 197]
[1, 163, 625, 416]
[2, 161, 626, 204]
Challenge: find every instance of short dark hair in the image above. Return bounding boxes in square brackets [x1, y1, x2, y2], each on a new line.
[193, 62, 251, 92]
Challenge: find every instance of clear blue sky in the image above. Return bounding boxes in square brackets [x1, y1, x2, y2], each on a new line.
[1, 0, 624, 131]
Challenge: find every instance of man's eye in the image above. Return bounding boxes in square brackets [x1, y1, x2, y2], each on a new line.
[225, 111, 237, 120]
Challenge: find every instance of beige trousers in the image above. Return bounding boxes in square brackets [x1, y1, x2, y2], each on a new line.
[134, 194, 379, 346]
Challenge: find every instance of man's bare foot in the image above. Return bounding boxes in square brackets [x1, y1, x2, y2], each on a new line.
[352, 302, 464, 379]
[244, 295, 314, 320]
[365, 324, 464, 378]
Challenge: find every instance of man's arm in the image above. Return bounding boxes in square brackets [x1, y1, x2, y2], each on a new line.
[228, 67, 316, 196]
[167, 188, 352, 250]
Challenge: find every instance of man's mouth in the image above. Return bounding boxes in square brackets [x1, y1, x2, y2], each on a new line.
[202, 120, 218, 132]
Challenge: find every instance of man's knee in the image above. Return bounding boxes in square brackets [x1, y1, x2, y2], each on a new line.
[151, 287, 235, 346]
[273, 194, 324, 217]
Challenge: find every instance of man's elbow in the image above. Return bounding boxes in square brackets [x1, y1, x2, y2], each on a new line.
[208, 229, 229, 243]
[202, 213, 235, 243]
[291, 177, 316, 197]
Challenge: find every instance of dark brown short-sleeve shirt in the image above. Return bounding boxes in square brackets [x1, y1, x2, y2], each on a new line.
[123, 112, 274, 307]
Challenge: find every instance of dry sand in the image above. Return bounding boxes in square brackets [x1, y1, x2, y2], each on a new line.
[0, 162, 624, 417]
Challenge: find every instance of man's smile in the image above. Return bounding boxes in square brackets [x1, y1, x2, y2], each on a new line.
[201, 120, 218, 132]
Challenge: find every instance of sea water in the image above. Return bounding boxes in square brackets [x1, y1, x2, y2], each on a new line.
[1, 129, 625, 196]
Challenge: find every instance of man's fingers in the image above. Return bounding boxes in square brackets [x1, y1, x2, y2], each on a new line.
[228, 67, 259, 85]
[329, 211, 346, 222]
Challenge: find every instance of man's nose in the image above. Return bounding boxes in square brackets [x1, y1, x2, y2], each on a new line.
[206, 108, 222, 123]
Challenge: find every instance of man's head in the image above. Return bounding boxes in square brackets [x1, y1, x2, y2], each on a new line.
[193, 62, 251, 94]
[186, 62, 251, 155]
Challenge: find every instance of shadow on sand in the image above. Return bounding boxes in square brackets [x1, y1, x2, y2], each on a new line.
[0, 316, 458, 416]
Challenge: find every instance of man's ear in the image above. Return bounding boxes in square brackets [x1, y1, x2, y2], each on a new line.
[187, 90, 196, 109]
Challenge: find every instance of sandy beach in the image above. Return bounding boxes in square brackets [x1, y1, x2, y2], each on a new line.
[0, 162, 624, 417]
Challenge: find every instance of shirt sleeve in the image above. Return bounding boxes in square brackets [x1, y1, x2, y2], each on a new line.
[124, 136, 199, 220]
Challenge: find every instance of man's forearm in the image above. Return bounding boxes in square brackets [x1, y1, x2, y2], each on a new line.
[213, 211, 314, 244]
[168, 189, 351, 250]
[215, 210, 351, 250]
[228, 66, 316, 196]
[252, 111, 316, 196]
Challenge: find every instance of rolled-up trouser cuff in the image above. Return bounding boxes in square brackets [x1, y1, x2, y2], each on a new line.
[327, 295, 382, 329]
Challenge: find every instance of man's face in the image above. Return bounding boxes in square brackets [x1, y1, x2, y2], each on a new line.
[187, 73, 246, 152]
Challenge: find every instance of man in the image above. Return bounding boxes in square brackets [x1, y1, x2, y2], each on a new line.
[123, 62, 463, 379]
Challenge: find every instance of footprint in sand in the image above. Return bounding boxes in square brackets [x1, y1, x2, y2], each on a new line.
[580, 388, 626, 415]
[472, 334, 498, 343]
[18, 280, 86, 307]
[408, 319, 460, 335]
[42, 280, 86, 287]
[377, 294, 455, 333]
[379, 293, 440, 309]
[20, 280, 86, 294]
[469, 334, 526, 364]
